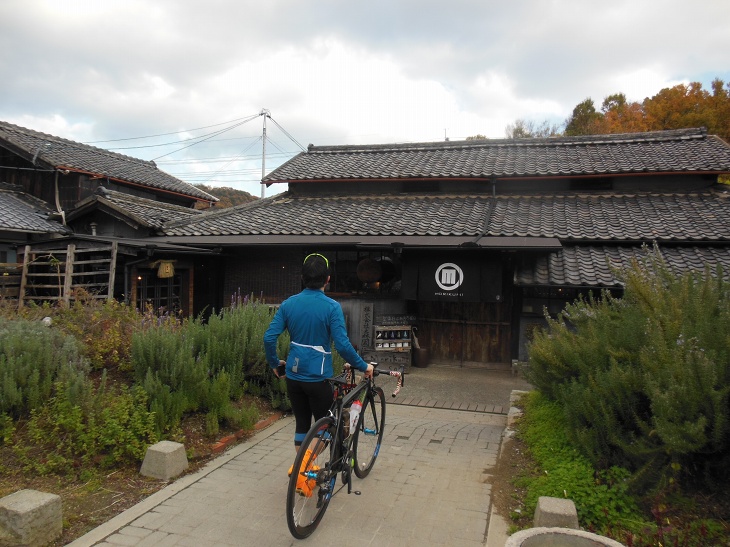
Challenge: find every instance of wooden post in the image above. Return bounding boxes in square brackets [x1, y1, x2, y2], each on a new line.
[17, 245, 31, 309]
[62, 244, 75, 305]
[108, 242, 118, 300]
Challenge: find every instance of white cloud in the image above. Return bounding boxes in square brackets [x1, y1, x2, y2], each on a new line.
[1, 0, 729, 196]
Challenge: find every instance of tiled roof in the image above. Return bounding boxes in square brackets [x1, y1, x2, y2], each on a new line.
[0, 185, 69, 234]
[264, 128, 730, 183]
[488, 191, 730, 240]
[86, 188, 202, 229]
[515, 245, 730, 287]
[0, 121, 217, 202]
[162, 189, 730, 242]
[163, 194, 490, 237]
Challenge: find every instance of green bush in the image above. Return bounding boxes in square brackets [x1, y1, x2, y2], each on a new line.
[0, 318, 87, 420]
[188, 300, 289, 396]
[53, 296, 139, 372]
[527, 249, 730, 491]
[131, 297, 278, 433]
[16, 376, 158, 474]
[132, 324, 207, 432]
[1, 296, 275, 475]
[514, 391, 730, 546]
[515, 391, 644, 533]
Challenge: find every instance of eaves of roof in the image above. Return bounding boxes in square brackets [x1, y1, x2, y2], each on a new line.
[144, 233, 562, 251]
[66, 197, 147, 230]
[39, 234, 218, 255]
[66, 189, 202, 230]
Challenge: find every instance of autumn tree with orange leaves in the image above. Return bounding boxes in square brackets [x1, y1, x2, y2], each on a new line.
[561, 78, 730, 141]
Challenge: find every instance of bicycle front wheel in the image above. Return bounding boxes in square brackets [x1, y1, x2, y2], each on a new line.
[286, 416, 337, 539]
[353, 386, 386, 478]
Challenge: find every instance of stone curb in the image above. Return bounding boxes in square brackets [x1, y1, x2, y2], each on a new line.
[211, 411, 285, 454]
[485, 389, 532, 547]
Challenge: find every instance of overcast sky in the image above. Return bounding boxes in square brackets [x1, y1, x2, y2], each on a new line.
[1, 0, 729, 198]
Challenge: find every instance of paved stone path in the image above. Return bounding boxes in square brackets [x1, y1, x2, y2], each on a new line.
[69, 404, 506, 547]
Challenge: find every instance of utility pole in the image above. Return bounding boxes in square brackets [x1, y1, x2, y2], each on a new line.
[260, 109, 270, 199]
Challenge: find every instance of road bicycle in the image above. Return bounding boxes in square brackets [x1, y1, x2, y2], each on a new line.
[286, 362, 404, 539]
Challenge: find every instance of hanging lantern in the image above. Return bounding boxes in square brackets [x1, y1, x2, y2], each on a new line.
[151, 260, 176, 278]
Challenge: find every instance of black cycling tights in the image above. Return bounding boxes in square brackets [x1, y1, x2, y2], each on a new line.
[286, 378, 333, 447]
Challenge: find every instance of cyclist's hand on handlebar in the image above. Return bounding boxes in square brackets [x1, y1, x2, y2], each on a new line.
[363, 363, 375, 379]
[274, 359, 286, 378]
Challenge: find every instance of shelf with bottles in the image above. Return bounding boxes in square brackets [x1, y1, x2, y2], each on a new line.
[374, 325, 412, 352]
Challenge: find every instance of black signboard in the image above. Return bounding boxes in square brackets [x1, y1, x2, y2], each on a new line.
[418, 259, 480, 301]
[402, 255, 502, 303]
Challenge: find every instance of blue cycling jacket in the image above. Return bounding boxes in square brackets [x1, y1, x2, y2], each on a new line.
[264, 288, 369, 382]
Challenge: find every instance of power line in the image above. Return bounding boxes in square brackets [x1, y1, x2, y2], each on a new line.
[79, 111, 304, 190]
[83, 114, 261, 143]
[196, 137, 263, 186]
[269, 115, 307, 151]
[106, 114, 260, 152]
[150, 116, 260, 161]
[154, 151, 292, 165]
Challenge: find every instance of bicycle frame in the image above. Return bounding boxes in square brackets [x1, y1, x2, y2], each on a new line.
[312, 369, 370, 497]
[286, 363, 404, 539]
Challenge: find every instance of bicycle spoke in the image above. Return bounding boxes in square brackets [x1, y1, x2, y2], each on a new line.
[286, 417, 337, 539]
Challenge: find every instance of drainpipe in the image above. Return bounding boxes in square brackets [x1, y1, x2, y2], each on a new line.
[54, 170, 67, 225]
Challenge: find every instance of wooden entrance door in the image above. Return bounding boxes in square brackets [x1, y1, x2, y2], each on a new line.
[416, 301, 511, 364]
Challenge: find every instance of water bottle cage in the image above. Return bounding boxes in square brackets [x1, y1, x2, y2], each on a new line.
[342, 409, 350, 437]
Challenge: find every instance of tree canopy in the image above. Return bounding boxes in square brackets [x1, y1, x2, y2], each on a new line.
[193, 184, 258, 209]
[505, 119, 561, 139]
[507, 78, 730, 142]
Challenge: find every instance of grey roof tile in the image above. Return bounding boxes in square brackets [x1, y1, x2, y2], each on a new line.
[163, 194, 490, 237]
[0, 185, 69, 234]
[488, 191, 730, 240]
[162, 189, 730, 242]
[516, 246, 730, 287]
[264, 128, 730, 183]
[92, 189, 202, 229]
[0, 121, 217, 202]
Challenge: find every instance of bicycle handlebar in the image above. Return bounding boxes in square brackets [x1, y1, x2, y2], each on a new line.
[343, 363, 405, 398]
[371, 363, 405, 398]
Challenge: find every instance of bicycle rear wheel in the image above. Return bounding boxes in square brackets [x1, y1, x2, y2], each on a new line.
[286, 416, 337, 539]
[353, 386, 386, 478]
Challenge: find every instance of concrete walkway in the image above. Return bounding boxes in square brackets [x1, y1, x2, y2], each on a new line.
[69, 365, 531, 547]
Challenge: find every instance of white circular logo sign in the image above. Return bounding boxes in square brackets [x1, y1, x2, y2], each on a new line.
[435, 263, 464, 291]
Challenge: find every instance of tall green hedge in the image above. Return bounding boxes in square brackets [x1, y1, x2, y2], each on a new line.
[131, 298, 285, 434]
[0, 319, 87, 419]
[527, 249, 730, 492]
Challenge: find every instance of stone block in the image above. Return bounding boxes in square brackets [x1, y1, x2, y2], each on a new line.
[140, 441, 188, 480]
[0, 489, 62, 547]
[533, 496, 579, 529]
[509, 389, 530, 406]
[507, 406, 523, 427]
